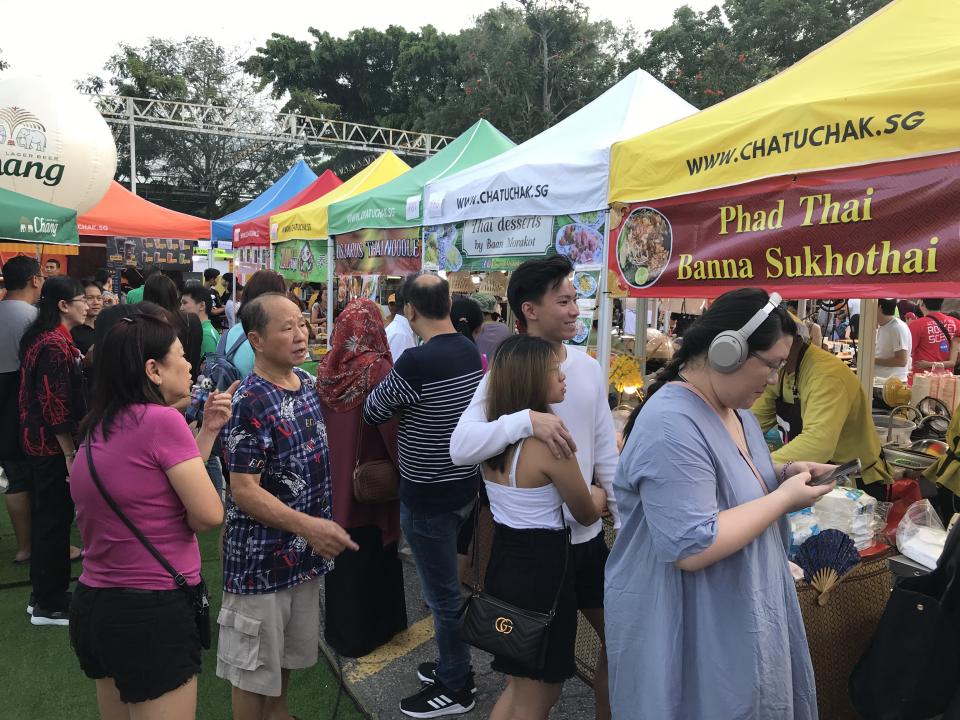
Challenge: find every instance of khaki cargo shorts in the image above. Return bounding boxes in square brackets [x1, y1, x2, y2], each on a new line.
[216, 578, 320, 696]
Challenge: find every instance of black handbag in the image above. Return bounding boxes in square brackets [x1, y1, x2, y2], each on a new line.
[457, 495, 569, 672]
[83, 436, 212, 649]
[849, 518, 960, 719]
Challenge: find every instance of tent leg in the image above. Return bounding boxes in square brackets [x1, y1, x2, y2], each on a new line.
[597, 212, 613, 387]
[326, 237, 334, 350]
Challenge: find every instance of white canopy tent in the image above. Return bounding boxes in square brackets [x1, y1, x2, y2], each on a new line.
[423, 69, 696, 224]
[423, 68, 696, 374]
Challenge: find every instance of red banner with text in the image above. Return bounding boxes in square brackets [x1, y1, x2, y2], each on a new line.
[607, 152, 960, 299]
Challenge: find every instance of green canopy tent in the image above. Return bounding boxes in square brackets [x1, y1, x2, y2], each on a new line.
[0, 187, 79, 246]
[327, 119, 514, 235]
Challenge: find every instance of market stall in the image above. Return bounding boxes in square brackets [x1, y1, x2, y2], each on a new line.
[326, 119, 515, 313]
[0, 187, 79, 269]
[602, 0, 960, 714]
[232, 170, 343, 284]
[76, 181, 208, 284]
[422, 69, 695, 358]
[269, 151, 411, 345]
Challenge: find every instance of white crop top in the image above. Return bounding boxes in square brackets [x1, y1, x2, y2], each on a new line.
[482, 439, 565, 530]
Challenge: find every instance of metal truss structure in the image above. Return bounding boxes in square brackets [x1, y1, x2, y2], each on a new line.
[86, 94, 452, 195]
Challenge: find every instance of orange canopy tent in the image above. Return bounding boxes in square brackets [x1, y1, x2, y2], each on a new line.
[78, 182, 209, 240]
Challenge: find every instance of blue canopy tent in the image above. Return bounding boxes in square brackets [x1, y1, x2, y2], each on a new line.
[210, 160, 317, 242]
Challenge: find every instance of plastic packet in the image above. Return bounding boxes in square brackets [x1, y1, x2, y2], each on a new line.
[787, 507, 820, 558]
[896, 499, 948, 570]
[873, 501, 894, 545]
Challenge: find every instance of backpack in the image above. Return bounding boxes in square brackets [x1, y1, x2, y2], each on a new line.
[185, 332, 247, 425]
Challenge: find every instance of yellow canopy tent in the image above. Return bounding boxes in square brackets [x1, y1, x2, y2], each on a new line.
[604, 0, 960, 302]
[270, 152, 410, 242]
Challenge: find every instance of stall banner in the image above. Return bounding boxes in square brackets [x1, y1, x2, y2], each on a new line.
[428, 212, 605, 272]
[235, 246, 270, 284]
[607, 152, 960, 299]
[106, 236, 195, 271]
[273, 239, 329, 283]
[334, 227, 421, 276]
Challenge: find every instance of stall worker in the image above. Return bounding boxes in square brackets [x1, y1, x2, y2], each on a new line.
[752, 320, 892, 501]
[922, 408, 960, 526]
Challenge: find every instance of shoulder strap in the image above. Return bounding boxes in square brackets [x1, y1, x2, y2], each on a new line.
[83, 435, 189, 589]
[929, 314, 953, 344]
[507, 439, 525, 488]
[225, 333, 248, 361]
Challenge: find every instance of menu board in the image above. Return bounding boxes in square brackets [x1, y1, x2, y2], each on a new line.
[105, 236, 195, 271]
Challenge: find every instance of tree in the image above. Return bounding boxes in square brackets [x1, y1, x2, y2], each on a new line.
[86, 37, 306, 218]
[0, 49, 8, 72]
[635, 0, 891, 108]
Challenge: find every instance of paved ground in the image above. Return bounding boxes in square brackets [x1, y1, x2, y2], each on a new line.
[318, 552, 599, 720]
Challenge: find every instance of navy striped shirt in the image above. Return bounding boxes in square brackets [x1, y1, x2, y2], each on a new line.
[364, 333, 482, 512]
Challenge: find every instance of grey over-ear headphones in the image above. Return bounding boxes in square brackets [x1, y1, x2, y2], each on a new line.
[707, 292, 783, 374]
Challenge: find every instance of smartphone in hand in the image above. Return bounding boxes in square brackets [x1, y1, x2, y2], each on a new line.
[807, 458, 861, 487]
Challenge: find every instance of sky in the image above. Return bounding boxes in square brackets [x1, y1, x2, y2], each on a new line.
[0, 0, 720, 87]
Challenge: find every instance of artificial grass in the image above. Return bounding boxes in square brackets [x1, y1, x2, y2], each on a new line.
[0, 504, 365, 720]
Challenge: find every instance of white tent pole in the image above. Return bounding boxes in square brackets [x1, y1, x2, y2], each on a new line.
[857, 298, 878, 397]
[597, 211, 613, 384]
[327, 237, 334, 350]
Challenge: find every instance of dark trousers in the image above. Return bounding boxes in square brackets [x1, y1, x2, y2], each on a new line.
[27, 455, 73, 612]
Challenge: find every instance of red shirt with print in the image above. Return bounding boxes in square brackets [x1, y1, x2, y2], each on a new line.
[909, 312, 958, 370]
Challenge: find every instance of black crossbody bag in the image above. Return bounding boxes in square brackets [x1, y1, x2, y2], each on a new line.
[83, 436, 211, 649]
[457, 494, 569, 672]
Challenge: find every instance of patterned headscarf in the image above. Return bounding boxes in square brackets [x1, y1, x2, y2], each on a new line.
[316, 298, 392, 412]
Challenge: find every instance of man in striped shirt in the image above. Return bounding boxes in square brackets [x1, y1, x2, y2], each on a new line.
[364, 273, 483, 718]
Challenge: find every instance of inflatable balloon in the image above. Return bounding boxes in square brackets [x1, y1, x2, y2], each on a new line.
[0, 75, 117, 214]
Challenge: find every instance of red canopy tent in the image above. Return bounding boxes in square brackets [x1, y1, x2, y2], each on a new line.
[233, 170, 342, 247]
[78, 182, 209, 239]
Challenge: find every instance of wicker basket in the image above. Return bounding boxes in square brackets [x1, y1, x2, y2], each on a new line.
[796, 552, 893, 720]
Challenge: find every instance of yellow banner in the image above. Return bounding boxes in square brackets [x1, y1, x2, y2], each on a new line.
[271, 152, 410, 242]
[609, 0, 960, 204]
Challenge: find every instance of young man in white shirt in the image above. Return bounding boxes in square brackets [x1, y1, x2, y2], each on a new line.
[875, 298, 912, 381]
[385, 288, 418, 362]
[449, 255, 619, 720]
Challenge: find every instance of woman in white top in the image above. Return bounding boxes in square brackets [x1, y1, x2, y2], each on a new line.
[482, 335, 606, 720]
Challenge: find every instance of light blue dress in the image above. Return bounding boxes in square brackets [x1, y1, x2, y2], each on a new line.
[605, 383, 817, 720]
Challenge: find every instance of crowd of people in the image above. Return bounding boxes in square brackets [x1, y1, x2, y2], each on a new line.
[5, 251, 910, 720]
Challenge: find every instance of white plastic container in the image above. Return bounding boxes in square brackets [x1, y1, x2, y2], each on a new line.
[873, 414, 916, 446]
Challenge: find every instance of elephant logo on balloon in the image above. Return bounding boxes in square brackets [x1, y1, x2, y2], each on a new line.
[0, 106, 46, 149]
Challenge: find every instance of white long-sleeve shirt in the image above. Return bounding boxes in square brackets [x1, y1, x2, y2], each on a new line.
[449, 345, 620, 545]
[386, 315, 418, 362]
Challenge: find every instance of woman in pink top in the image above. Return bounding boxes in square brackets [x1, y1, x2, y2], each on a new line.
[68, 311, 229, 719]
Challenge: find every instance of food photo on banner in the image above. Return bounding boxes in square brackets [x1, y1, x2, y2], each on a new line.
[607, 152, 960, 299]
[428, 212, 602, 346]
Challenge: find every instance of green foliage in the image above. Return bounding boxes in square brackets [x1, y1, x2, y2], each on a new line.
[636, 0, 892, 108]
[87, 37, 309, 218]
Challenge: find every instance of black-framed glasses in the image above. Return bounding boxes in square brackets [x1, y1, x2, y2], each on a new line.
[749, 352, 787, 375]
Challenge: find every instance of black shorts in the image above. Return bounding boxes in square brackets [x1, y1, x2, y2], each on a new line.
[484, 523, 577, 683]
[571, 532, 609, 610]
[1, 458, 31, 495]
[69, 582, 201, 704]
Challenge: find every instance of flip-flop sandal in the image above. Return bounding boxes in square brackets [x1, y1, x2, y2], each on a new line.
[12, 557, 29, 565]
[70, 550, 84, 562]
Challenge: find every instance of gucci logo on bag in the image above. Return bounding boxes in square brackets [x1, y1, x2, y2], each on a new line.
[495, 616, 513, 634]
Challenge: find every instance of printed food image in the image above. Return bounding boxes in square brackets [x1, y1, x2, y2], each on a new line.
[572, 317, 590, 344]
[616, 207, 672, 289]
[423, 231, 439, 266]
[573, 271, 598, 298]
[445, 243, 463, 271]
[556, 223, 603, 266]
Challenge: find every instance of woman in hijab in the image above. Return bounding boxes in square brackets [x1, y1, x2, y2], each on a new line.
[316, 298, 407, 657]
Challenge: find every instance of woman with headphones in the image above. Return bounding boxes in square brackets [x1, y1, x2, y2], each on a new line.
[605, 288, 835, 720]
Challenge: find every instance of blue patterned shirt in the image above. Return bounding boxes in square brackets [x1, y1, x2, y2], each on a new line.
[222, 368, 333, 594]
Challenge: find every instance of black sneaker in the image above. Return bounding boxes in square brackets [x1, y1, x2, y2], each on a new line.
[417, 662, 477, 695]
[31, 607, 69, 626]
[400, 680, 475, 718]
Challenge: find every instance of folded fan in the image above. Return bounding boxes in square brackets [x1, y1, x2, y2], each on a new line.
[794, 529, 861, 606]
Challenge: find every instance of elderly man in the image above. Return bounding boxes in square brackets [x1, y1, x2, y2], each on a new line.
[470, 291, 512, 361]
[218, 292, 357, 720]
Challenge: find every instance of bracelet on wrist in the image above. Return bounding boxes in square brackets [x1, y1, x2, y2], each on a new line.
[779, 461, 795, 484]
